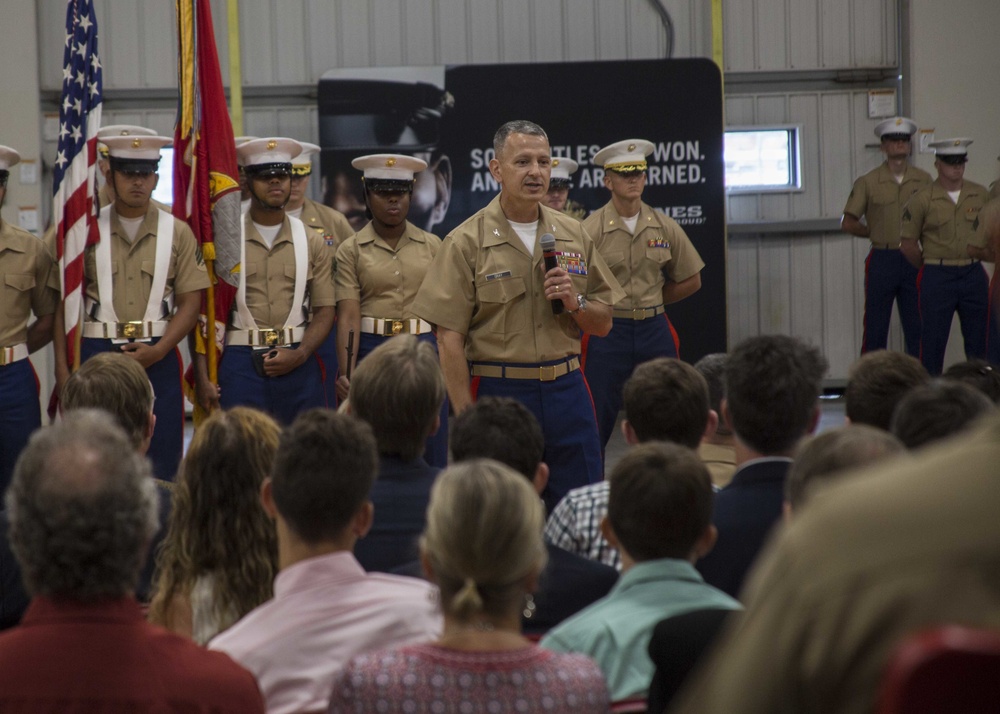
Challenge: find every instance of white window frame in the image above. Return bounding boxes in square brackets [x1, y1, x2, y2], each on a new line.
[724, 124, 803, 194]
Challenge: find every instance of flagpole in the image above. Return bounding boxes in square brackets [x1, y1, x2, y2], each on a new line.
[227, 0, 243, 136]
[175, 0, 242, 422]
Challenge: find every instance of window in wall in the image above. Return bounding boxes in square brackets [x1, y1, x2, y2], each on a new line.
[150, 147, 174, 207]
[724, 126, 802, 193]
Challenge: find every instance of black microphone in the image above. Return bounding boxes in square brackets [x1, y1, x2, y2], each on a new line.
[540, 233, 563, 315]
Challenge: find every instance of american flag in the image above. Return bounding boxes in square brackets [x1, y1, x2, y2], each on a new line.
[53, 0, 102, 369]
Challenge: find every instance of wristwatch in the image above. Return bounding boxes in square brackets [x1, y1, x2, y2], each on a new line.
[568, 293, 588, 315]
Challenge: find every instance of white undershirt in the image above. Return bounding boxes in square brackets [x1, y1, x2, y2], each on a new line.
[947, 190, 961, 204]
[253, 221, 282, 249]
[286, 207, 303, 220]
[893, 173, 904, 184]
[508, 219, 538, 254]
[622, 213, 640, 234]
[118, 215, 145, 243]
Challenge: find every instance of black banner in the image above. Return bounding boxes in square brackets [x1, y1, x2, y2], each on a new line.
[319, 58, 726, 360]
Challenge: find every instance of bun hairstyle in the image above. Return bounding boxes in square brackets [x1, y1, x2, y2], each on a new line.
[421, 459, 546, 622]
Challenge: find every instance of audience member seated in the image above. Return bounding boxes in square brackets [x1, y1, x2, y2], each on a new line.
[845, 350, 929, 430]
[1, 352, 166, 629]
[646, 608, 735, 714]
[209, 410, 441, 714]
[696, 335, 827, 599]
[447, 396, 619, 635]
[541, 442, 741, 702]
[546, 357, 714, 570]
[669, 413, 1000, 714]
[348, 334, 445, 572]
[785, 425, 905, 516]
[889, 379, 994, 449]
[0, 411, 264, 712]
[149, 407, 281, 644]
[941, 359, 1000, 403]
[328, 460, 609, 714]
[694, 353, 737, 488]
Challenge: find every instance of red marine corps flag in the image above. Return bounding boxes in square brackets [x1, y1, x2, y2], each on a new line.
[53, 0, 102, 371]
[173, 0, 241, 421]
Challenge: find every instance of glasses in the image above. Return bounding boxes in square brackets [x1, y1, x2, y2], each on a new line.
[252, 170, 290, 181]
[610, 169, 645, 178]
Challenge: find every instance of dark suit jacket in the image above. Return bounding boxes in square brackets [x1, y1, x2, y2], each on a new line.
[0, 511, 28, 631]
[354, 455, 440, 574]
[0, 482, 172, 631]
[528, 543, 619, 636]
[393, 543, 619, 636]
[695, 458, 790, 599]
[646, 608, 734, 714]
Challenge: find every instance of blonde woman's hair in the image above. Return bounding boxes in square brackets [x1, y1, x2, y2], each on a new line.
[148, 407, 280, 638]
[421, 459, 546, 622]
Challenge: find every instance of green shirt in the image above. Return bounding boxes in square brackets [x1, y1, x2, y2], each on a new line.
[540, 558, 741, 700]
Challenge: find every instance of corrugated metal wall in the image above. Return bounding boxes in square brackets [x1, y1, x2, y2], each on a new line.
[35, 0, 902, 379]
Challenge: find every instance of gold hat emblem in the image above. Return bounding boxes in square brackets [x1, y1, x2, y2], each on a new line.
[895, 118, 902, 125]
[552, 159, 560, 167]
[954, 139, 962, 146]
[131, 138, 142, 148]
[266, 140, 277, 150]
[119, 129, 130, 135]
[627, 143, 636, 152]
[385, 157, 397, 167]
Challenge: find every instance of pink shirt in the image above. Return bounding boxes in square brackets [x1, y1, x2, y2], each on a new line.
[209, 551, 442, 714]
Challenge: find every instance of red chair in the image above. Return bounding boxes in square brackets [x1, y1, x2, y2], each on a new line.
[878, 626, 1000, 714]
[610, 698, 646, 714]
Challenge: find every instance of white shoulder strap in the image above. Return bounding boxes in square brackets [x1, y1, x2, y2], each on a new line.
[143, 209, 175, 322]
[95, 205, 118, 323]
[284, 216, 309, 329]
[233, 218, 257, 330]
[232, 217, 309, 330]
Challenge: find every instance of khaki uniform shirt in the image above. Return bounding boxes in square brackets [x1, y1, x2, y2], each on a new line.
[83, 205, 209, 322]
[900, 179, 990, 258]
[412, 195, 625, 363]
[239, 214, 334, 330]
[300, 198, 353, 271]
[335, 221, 439, 318]
[582, 201, 704, 309]
[698, 441, 737, 489]
[0, 221, 60, 346]
[672, 415, 1000, 714]
[989, 180, 999, 201]
[843, 162, 931, 247]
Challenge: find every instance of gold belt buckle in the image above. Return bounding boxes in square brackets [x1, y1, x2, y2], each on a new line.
[0, 349, 7, 366]
[118, 321, 144, 339]
[539, 364, 558, 382]
[391, 320, 404, 336]
[260, 329, 281, 346]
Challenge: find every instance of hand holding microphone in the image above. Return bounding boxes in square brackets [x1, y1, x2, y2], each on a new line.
[541, 233, 565, 315]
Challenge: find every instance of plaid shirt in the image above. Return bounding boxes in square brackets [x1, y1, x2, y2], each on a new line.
[543, 481, 621, 570]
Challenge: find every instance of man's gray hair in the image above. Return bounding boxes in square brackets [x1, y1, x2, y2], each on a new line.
[5, 410, 159, 600]
[493, 120, 549, 157]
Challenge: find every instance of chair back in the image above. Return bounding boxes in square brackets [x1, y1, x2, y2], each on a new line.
[878, 626, 1000, 714]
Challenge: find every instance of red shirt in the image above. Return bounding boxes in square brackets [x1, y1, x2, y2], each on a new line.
[0, 596, 264, 713]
